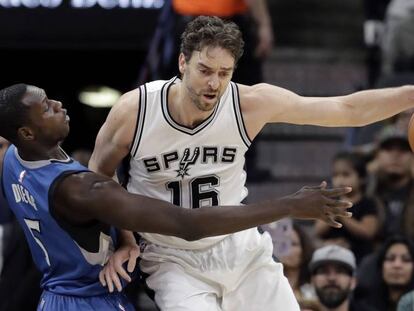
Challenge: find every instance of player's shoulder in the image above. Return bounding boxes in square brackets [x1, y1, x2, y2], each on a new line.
[145, 79, 171, 93]
[107, 87, 141, 121]
[235, 82, 266, 96]
[114, 80, 167, 110]
[118, 87, 140, 107]
[110, 80, 170, 119]
[234, 82, 266, 108]
[54, 171, 110, 202]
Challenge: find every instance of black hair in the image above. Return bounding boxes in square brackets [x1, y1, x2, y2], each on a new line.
[333, 151, 367, 180]
[332, 150, 370, 194]
[0, 84, 29, 144]
[377, 235, 414, 271]
[376, 235, 414, 306]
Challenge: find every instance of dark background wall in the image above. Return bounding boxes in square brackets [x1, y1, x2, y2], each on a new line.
[0, 0, 365, 153]
[0, 1, 163, 152]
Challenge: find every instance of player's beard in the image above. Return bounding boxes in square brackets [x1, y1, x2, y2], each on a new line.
[315, 285, 351, 309]
[185, 82, 219, 112]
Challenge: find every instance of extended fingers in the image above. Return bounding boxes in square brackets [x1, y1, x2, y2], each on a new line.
[103, 260, 122, 293]
[326, 198, 353, 209]
[99, 269, 106, 287]
[110, 263, 123, 292]
[321, 187, 352, 197]
[104, 263, 115, 293]
[324, 202, 353, 218]
[114, 257, 131, 283]
[304, 181, 327, 190]
[323, 215, 343, 228]
[114, 266, 131, 283]
[127, 248, 140, 273]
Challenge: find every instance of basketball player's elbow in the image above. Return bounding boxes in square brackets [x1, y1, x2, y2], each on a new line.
[178, 224, 204, 241]
[180, 231, 202, 242]
[176, 212, 206, 241]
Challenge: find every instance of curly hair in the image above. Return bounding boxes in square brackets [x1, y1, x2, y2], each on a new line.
[180, 16, 244, 64]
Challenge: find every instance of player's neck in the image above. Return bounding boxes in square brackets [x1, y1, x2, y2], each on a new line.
[17, 144, 64, 161]
[169, 83, 214, 128]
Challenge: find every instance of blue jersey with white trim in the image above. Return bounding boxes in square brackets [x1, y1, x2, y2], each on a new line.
[1, 145, 117, 296]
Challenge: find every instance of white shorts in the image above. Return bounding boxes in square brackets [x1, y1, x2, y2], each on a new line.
[139, 228, 299, 311]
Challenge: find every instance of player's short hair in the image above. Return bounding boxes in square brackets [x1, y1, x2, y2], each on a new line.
[180, 16, 244, 65]
[0, 83, 29, 143]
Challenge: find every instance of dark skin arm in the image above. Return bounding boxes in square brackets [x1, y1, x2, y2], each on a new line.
[55, 171, 352, 292]
[54, 172, 352, 242]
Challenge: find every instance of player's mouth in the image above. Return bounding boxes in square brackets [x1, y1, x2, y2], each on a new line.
[203, 94, 217, 102]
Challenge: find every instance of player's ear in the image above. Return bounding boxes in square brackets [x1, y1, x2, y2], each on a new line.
[178, 53, 186, 75]
[18, 126, 35, 142]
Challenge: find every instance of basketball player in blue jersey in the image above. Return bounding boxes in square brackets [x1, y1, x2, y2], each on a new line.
[90, 16, 414, 311]
[0, 83, 353, 310]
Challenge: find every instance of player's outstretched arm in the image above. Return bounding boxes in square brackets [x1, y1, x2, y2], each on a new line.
[92, 179, 352, 292]
[239, 83, 414, 139]
[53, 173, 352, 241]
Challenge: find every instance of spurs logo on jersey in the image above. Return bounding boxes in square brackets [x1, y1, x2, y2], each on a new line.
[176, 147, 199, 178]
[142, 146, 237, 178]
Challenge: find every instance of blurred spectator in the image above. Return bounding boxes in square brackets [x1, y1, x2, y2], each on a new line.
[278, 222, 316, 303]
[354, 235, 414, 311]
[381, 0, 414, 77]
[309, 245, 372, 311]
[398, 290, 414, 311]
[315, 151, 379, 263]
[367, 130, 414, 242]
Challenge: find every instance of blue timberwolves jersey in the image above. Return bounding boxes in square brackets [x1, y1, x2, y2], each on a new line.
[1, 145, 118, 296]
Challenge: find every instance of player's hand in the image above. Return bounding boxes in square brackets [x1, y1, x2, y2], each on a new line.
[99, 243, 140, 293]
[287, 181, 353, 228]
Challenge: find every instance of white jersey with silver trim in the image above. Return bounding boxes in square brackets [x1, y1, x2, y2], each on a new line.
[126, 77, 250, 249]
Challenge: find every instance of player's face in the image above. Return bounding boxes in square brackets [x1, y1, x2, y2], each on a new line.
[312, 263, 355, 309]
[21, 86, 70, 144]
[332, 159, 361, 195]
[180, 46, 235, 112]
[382, 243, 413, 287]
[376, 143, 412, 177]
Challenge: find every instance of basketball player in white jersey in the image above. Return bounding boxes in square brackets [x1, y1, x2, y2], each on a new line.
[90, 16, 414, 310]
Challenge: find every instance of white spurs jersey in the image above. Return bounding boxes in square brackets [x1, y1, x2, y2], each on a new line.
[126, 77, 251, 249]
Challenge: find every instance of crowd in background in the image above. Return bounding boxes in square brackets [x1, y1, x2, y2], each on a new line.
[1, 0, 414, 310]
